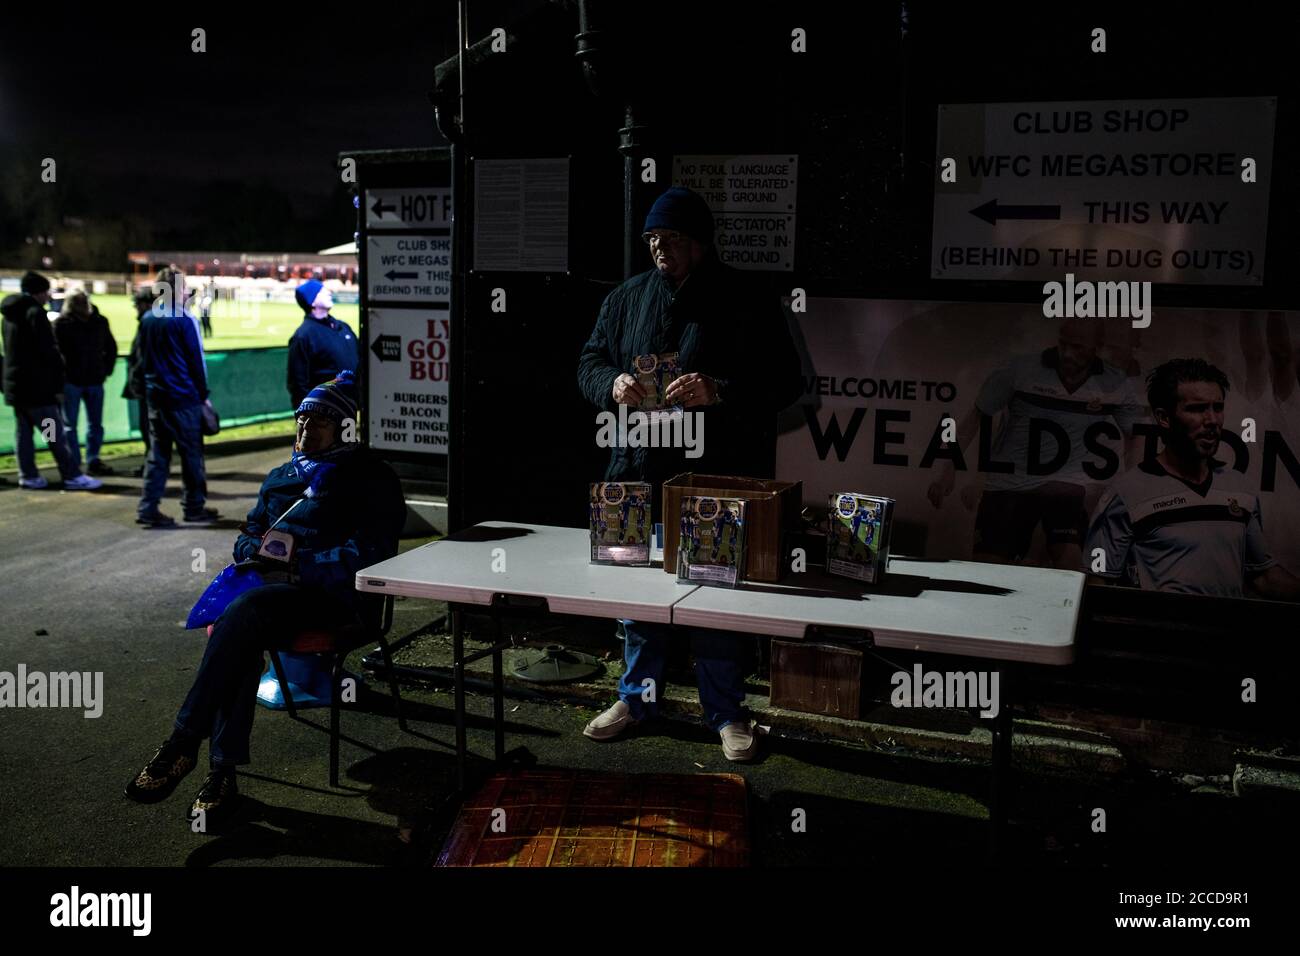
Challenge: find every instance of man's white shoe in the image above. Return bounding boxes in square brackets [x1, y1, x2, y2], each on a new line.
[63, 475, 103, 491]
[720, 721, 759, 762]
[583, 700, 639, 741]
[18, 476, 49, 489]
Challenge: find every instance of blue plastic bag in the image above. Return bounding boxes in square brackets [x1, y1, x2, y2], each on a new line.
[185, 562, 265, 630]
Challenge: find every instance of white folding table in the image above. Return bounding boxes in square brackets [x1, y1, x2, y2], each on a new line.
[356, 522, 697, 789]
[356, 522, 688, 622]
[672, 557, 1084, 848]
[671, 557, 1082, 665]
[357, 523, 1085, 846]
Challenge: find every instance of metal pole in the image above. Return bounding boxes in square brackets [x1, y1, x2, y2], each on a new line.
[493, 614, 506, 760]
[453, 607, 467, 793]
[458, 0, 468, 135]
[989, 665, 1013, 861]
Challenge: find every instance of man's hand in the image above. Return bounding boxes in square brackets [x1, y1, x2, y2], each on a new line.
[663, 372, 718, 408]
[611, 373, 647, 406]
[926, 463, 956, 508]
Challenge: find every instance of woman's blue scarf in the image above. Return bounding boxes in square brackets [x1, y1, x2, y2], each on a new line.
[291, 442, 357, 498]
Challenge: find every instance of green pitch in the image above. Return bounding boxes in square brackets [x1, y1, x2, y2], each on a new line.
[84, 294, 360, 354]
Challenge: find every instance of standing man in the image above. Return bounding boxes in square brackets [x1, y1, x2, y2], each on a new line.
[198, 282, 215, 339]
[137, 268, 218, 528]
[1, 271, 102, 490]
[927, 317, 1146, 569]
[1086, 358, 1300, 599]
[122, 287, 156, 477]
[576, 186, 803, 760]
[54, 291, 119, 476]
[287, 280, 359, 409]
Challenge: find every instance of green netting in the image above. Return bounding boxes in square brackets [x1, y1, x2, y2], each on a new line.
[0, 347, 295, 454]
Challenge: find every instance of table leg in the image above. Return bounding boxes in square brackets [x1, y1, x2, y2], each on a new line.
[452, 606, 467, 794]
[989, 665, 1013, 859]
[492, 611, 505, 761]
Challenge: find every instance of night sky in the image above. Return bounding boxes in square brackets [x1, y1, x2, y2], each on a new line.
[0, 2, 544, 261]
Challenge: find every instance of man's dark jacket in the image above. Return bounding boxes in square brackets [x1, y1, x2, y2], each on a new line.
[138, 308, 208, 409]
[53, 306, 118, 387]
[577, 253, 802, 508]
[287, 315, 360, 408]
[233, 448, 406, 626]
[1, 293, 64, 407]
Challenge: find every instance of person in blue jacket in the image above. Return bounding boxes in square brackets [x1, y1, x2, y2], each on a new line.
[287, 279, 359, 409]
[124, 370, 407, 826]
[136, 268, 216, 527]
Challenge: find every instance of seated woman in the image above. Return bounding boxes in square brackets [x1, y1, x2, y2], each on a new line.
[124, 371, 406, 826]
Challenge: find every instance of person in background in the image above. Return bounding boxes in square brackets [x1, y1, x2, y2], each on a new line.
[1, 271, 102, 490]
[122, 287, 155, 477]
[124, 371, 405, 827]
[53, 291, 119, 476]
[136, 267, 217, 527]
[287, 279, 359, 409]
[1086, 358, 1300, 600]
[926, 317, 1146, 570]
[199, 282, 215, 339]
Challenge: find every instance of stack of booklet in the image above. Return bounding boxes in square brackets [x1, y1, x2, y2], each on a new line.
[677, 495, 746, 588]
[825, 492, 895, 584]
[588, 482, 652, 565]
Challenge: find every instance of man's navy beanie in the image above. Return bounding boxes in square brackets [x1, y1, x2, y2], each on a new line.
[294, 278, 324, 314]
[20, 271, 50, 294]
[643, 187, 715, 244]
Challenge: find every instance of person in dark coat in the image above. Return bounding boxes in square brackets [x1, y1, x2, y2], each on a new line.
[136, 267, 215, 527]
[576, 186, 802, 761]
[124, 370, 406, 826]
[286, 280, 359, 408]
[122, 288, 155, 476]
[1, 271, 102, 490]
[53, 291, 119, 475]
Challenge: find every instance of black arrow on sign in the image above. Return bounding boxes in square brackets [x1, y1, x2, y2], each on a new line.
[970, 199, 1061, 225]
[371, 197, 397, 218]
[384, 270, 418, 281]
[371, 334, 401, 363]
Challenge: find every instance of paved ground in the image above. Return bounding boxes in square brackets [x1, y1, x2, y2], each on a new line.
[1, 442, 1296, 868]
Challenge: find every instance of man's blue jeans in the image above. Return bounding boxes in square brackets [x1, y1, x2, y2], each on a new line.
[13, 404, 82, 481]
[174, 583, 354, 767]
[139, 402, 206, 517]
[63, 383, 105, 466]
[616, 619, 749, 732]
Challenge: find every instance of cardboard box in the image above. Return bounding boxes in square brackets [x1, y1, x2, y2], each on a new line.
[769, 640, 863, 719]
[663, 474, 802, 583]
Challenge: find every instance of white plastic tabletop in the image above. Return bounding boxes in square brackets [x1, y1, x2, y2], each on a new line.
[357, 524, 1083, 663]
[669, 557, 1084, 665]
[355, 522, 694, 624]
